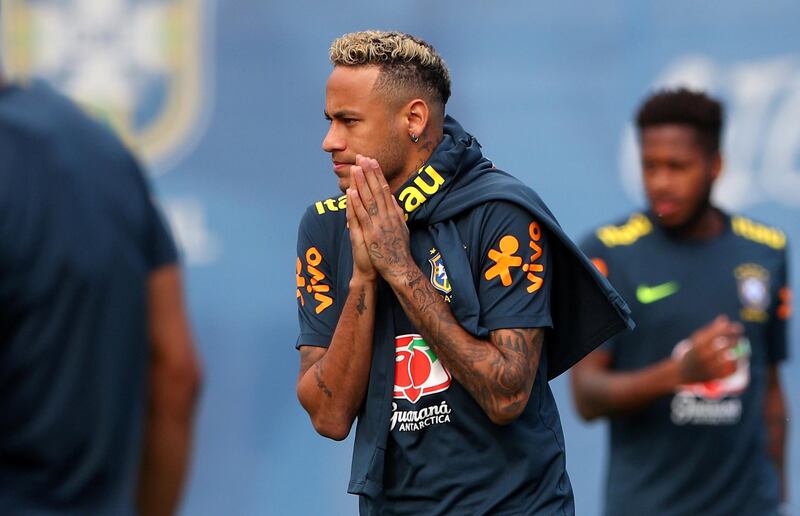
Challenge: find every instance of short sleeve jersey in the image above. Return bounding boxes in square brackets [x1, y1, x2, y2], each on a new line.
[297, 195, 574, 515]
[581, 211, 789, 516]
[0, 82, 177, 515]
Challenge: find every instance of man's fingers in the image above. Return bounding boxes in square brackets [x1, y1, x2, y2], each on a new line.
[711, 336, 735, 351]
[361, 157, 405, 225]
[711, 321, 743, 345]
[391, 192, 406, 221]
[357, 156, 387, 213]
[727, 320, 744, 336]
[345, 190, 361, 234]
[372, 157, 393, 189]
[345, 190, 353, 226]
[370, 158, 397, 202]
[694, 314, 739, 347]
[381, 177, 399, 217]
[347, 187, 373, 230]
[352, 164, 377, 216]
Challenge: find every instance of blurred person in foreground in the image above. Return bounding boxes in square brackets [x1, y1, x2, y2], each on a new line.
[294, 30, 633, 515]
[0, 73, 202, 515]
[573, 88, 790, 516]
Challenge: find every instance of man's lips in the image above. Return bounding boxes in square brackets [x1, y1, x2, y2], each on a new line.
[333, 161, 352, 173]
[653, 199, 680, 217]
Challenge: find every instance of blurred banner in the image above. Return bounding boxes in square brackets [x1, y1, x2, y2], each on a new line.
[2, 1, 798, 515]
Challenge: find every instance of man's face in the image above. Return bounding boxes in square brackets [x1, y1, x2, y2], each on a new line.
[640, 124, 720, 228]
[322, 65, 406, 192]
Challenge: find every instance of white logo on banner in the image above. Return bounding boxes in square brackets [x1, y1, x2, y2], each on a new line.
[2, 0, 221, 265]
[619, 55, 800, 209]
[1, 0, 213, 174]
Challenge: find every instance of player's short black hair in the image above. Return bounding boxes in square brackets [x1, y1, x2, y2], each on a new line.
[635, 88, 724, 155]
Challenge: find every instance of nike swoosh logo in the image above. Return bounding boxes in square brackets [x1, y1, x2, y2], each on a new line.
[636, 281, 680, 304]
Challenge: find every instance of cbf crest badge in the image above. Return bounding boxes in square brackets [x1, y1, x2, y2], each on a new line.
[735, 263, 770, 322]
[0, 0, 210, 171]
[428, 251, 452, 294]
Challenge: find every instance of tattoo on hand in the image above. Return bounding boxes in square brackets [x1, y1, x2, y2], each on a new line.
[368, 242, 384, 261]
[314, 363, 333, 398]
[356, 286, 367, 316]
[367, 203, 379, 216]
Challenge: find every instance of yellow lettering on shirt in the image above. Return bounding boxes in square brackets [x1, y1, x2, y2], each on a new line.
[297, 246, 334, 314]
[525, 221, 545, 293]
[398, 165, 446, 214]
[314, 195, 348, 215]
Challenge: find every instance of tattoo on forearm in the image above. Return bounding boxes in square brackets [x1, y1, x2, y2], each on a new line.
[314, 363, 333, 398]
[491, 329, 541, 392]
[394, 269, 544, 419]
[475, 329, 543, 415]
[402, 268, 443, 314]
[356, 286, 367, 316]
[411, 286, 440, 313]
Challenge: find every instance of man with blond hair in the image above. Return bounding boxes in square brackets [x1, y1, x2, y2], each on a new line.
[294, 30, 633, 514]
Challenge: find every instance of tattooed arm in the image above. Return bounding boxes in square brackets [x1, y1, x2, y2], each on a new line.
[296, 279, 376, 440]
[348, 155, 543, 424]
[393, 265, 544, 424]
[296, 184, 378, 441]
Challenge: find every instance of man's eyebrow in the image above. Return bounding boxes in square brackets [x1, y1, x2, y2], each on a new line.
[325, 110, 360, 119]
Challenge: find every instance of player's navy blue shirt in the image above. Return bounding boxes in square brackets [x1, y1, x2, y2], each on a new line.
[297, 197, 573, 515]
[582, 211, 789, 516]
[0, 81, 177, 514]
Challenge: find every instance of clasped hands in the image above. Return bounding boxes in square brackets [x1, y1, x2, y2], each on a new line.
[346, 155, 412, 282]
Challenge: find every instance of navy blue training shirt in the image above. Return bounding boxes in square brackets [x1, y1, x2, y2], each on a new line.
[0, 81, 177, 515]
[297, 197, 574, 515]
[582, 211, 788, 516]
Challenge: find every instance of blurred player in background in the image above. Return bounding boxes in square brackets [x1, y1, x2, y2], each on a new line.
[0, 72, 202, 515]
[295, 30, 632, 514]
[573, 89, 790, 515]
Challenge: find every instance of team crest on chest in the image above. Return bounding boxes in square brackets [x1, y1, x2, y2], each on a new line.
[735, 263, 770, 322]
[428, 251, 452, 294]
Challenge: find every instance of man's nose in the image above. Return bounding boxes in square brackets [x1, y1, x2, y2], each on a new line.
[322, 125, 345, 153]
[648, 167, 672, 191]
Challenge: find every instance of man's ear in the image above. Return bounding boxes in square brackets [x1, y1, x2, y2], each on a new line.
[710, 152, 723, 183]
[405, 98, 430, 140]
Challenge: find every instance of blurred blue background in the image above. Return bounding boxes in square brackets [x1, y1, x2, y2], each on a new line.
[2, 1, 799, 514]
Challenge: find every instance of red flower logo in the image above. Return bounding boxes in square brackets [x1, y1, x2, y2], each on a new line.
[393, 334, 451, 403]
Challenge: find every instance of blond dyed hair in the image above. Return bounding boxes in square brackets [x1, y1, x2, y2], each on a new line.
[329, 30, 451, 106]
